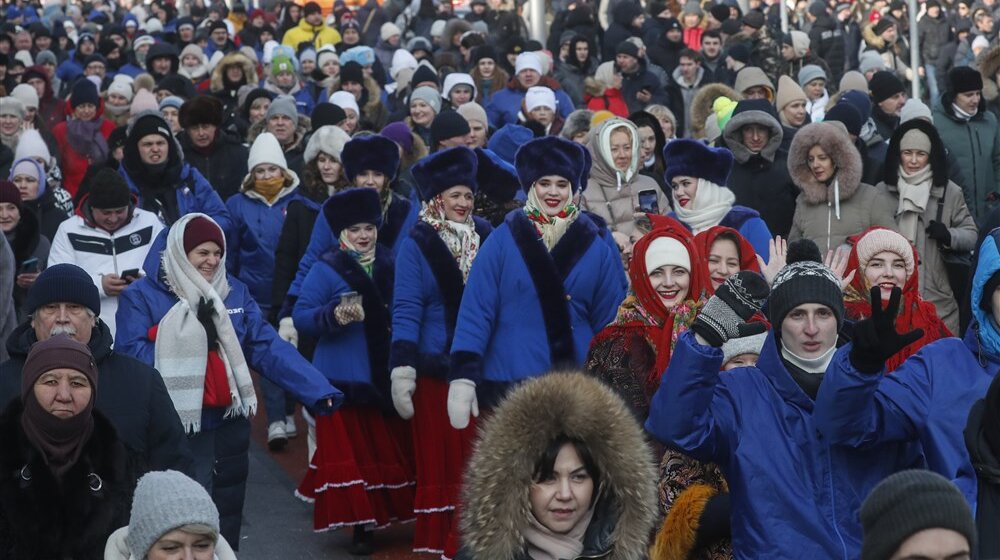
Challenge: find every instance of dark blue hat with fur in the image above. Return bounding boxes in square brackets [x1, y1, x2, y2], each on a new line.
[322, 188, 383, 236]
[412, 147, 479, 202]
[514, 136, 588, 193]
[342, 135, 401, 183]
[663, 139, 734, 186]
[475, 148, 520, 203]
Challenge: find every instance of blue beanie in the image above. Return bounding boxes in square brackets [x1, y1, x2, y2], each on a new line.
[840, 90, 873, 121]
[663, 138, 734, 186]
[487, 124, 534, 165]
[25, 264, 101, 316]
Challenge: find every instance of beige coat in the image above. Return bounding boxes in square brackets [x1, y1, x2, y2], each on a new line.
[876, 181, 978, 334]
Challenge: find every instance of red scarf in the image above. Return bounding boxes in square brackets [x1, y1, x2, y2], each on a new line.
[843, 227, 952, 372]
[694, 225, 761, 296]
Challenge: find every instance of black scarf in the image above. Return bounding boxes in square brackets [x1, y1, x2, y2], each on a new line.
[19, 393, 95, 479]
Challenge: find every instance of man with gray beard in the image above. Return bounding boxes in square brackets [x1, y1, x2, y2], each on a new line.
[0, 264, 192, 474]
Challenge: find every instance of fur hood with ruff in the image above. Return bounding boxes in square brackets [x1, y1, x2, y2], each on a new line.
[327, 75, 384, 115]
[690, 83, 742, 140]
[459, 371, 658, 560]
[210, 52, 259, 93]
[787, 121, 863, 204]
[722, 108, 783, 163]
[979, 44, 1000, 102]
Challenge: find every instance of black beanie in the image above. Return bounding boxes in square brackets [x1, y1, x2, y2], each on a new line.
[710, 4, 730, 21]
[616, 41, 641, 59]
[25, 264, 102, 316]
[128, 113, 173, 145]
[431, 111, 471, 146]
[727, 42, 751, 63]
[412, 64, 439, 88]
[70, 79, 100, 109]
[340, 61, 364, 85]
[766, 260, 844, 328]
[311, 102, 347, 131]
[869, 70, 905, 103]
[824, 102, 864, 136]
[108, 125, 128, 150]
[88, 168, 132, 209]
[860, 470, 976, 560]
[949, 65, 984, 94]
[873, 18, 896, 35]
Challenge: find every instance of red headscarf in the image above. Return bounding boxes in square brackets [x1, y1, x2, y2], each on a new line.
[629, 216, 709, 384]
[844, 226, 952, 371]
[694, 225, 761, 295]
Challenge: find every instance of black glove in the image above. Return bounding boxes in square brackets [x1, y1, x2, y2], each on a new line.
[849, 287, 925, 374]
[691, 271, 770, 347]
[925, 220, 951, 245]
[694, 493, 732, 550]
[197, 297, 220, 350]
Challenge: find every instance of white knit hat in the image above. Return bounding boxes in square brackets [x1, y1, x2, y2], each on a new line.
[329, 90, 360, 114]
[390, 48, 418, 81]
[108, 79, 135, 102]
[515, 52, 543, 75]
[525, 86, 556, 112]
[10, 84, 39, 110]
[305, 125, 352, 164]
[380, 21, 402, 41]
[645, 236, 690, 274]
[317, 45, 339, 68]
[430, 19, 447, 38]
[442, 72, 477, 100]
[248, 132, 289, 171]
[899, 99, 933, 124]
[14, 129, 51, 164]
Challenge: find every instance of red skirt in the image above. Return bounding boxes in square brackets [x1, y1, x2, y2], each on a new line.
[297, 405, 416, 531]
[410, 377, 477, 554]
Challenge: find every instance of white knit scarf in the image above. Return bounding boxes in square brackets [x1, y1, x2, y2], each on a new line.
[155, 213, 257, 434]
[781, 342, 837, 374]
[673, 178, 736, 234]
[896, 165, 933, 242]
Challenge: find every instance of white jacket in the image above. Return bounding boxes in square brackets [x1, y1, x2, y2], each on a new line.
[48, 207, 164, 338]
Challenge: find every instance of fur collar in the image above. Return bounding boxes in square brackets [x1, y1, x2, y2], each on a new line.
[787, 122, 863, 204]
[319, 248, 395, 407]
[722, 110, 783, 163]
[460, 372, 658, 560]
[691, 83, 742, 140]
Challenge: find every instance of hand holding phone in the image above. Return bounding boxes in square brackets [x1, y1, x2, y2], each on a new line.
[121, 268, 141, 283]
[637, 189, 660, 214]
[19, 257, 39, 275]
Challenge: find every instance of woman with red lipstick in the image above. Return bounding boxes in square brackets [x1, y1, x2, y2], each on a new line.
[843, 227, 951, 371]
[586, 217, 708, 419]
[389, 147, 495, 556]
[694, 225, 761, 294]
[664, 139, 773, 261]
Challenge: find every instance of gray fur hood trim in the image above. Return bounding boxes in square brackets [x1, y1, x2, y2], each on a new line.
[459, 371, 658, 560]
[787, 122, 863, 204]
[722, 110, 783, 163]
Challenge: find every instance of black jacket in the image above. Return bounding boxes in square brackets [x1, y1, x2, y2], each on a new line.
[918, 13, 951, 66]
[602, 1, 644, 61]
[965, 385, 1000, 560]
[620, 58, 667, 114]
[22, 189, 71, 242]
[648, 33, 685, 75]
[0, 400, 131, 560]
[0, 321, 193, 475]
[178, 130, 250, 201]
[808, 13, 846, 84]
[727, 150, 798, 238]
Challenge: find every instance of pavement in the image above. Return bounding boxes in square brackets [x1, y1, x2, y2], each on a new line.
[235, 396, 431, 559]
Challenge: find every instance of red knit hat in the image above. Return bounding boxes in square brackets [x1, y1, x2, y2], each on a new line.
[183, 216, 225, 255]
[0, 181, 21, 209]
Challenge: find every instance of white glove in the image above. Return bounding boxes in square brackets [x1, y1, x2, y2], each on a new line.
[447, 379, 479, 430]
[390, 366, 417, 419]
[278, 317, 298, 348]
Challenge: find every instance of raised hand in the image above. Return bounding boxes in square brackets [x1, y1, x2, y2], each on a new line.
[823, 246, 857, 291]
[757, 236, 787, 286]
[691, 271, 771, 347]
[849, 286, 925, 374]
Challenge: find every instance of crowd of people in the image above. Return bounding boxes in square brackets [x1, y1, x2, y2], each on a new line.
[1, 0, 1000, 558]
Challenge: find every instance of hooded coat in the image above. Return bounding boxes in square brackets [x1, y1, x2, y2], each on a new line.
[933, 89, 1000, 225]
[875, 119, 978, 334]
[209, 52, 260, 121]
[455, 371, 658, 560]
[647, 329, 923, 558]
[23, 65, 66, 131]
[721, 107, 799, 238]
[786, 122, 897, 252]
[813, 229, 1000, 510]
[602, 2, 645, 61]
[689, 83, 741, 141]
[808, 13, 845, 84]
[582, 119, 668, 237]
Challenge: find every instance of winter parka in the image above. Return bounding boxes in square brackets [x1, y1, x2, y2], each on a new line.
[486, 76, 576, 128]
[809, 13, 846, 84]
[647, 330, 922, 559]
[178, 130, 250, 201]
[281, 18, 343, 50]
[933, 93, 1000, 225]
[448, 210, 627, 407]
[786, 122, 897, 252]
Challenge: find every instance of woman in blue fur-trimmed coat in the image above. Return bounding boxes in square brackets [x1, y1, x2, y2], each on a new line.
[389, 147, 501, 556]
[664, 139, 772, 261]
[446, 136, 629, 431]
[292, 188, 415, 556]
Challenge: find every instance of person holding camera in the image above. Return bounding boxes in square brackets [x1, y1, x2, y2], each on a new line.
[48, 167, 163, 338]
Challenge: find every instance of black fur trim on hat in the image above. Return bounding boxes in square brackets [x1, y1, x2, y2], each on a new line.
[663, 138, 734, 186]
[342, 135, 401, 182]
[412, 146, 479, 201]
[179, 95, 224, 128]
[514, 136, 588, 193]
[949, 65, 984, 94]
[321, 187, 383, 236]
[475, 148, 520, 204]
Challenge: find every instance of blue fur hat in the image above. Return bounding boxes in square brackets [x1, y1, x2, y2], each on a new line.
[412, 147, 479, 202]
[323, 188, 383, 236]
[475, 148, 520, 203]
[663, 139, 734, 186]
[342, 135, 401, 183]
[515, 136, 589, 193]
[487, 124, 534, 165]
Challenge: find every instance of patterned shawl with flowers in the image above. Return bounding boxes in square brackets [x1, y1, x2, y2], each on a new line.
[418, 195, 480, 282]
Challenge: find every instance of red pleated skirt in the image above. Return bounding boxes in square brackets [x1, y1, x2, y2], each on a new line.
[296, 405, 416, 531]
[410, 377, 477, 555]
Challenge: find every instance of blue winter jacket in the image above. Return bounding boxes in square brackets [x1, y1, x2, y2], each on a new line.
[225, 187, 303, 312]
[114, 269, 343, 428]
[280, 193, 419, 319]
[485, 84, 575, 129]
[390, 218, 493, 377]
[55, 51, 85, 84]
[646, 330, 922, 559]
[670, 205, 773, 261]
[813, 231, 1000, 507]
[291, 87, 316, 116]
[294, 247, 395, 408]
[448, 210, 627, 402]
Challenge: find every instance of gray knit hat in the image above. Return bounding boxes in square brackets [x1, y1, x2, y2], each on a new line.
[767, 260, 844, 328]
[721, 331, 768, 363]
[860, 470, 976, 560]
[797, 64, 827, 88]
[126, 470, 220, 559]
[265, 94, 299, 122]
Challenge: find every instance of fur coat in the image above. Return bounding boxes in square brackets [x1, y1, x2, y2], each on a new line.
[456, 371, 658, 560]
